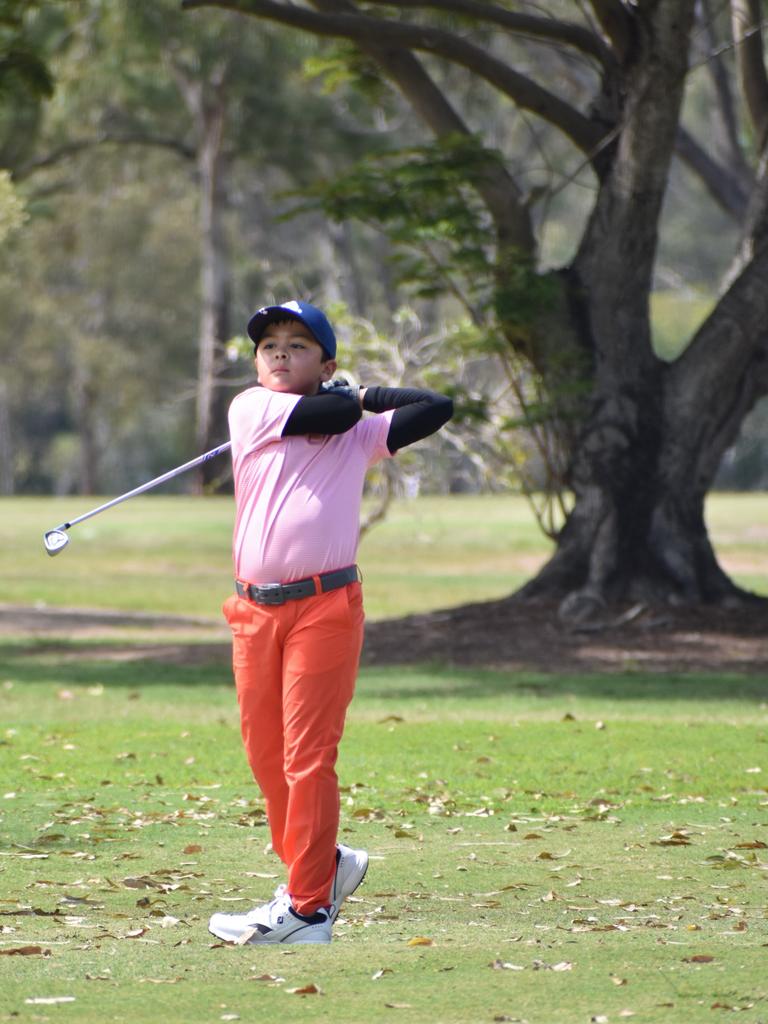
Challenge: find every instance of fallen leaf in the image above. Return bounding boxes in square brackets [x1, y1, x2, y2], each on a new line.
[407, 936, 433, 946]
[251, 973, 285, 983]
[683, 954, 714, 963]
[183, 844, 203, 854]
[25, 997, 75, 1005]
[384, 1003, 412, 1010]
[490, 960, 524, 971]
[532, 959, 573, 971]
[610, 974, 628, 986]
[653, 830, 692, 846]
[138, 977, 182, 985]
[286, 984, 323, 995]
[0, 945, 51, 956]
[372, 968, 394, 980]
[733, 840, 767, 849]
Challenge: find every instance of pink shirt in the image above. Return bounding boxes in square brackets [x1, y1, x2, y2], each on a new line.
[228, 386, 394, 584]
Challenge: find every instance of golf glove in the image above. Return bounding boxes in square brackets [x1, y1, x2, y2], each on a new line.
[322, 378, 361, 403]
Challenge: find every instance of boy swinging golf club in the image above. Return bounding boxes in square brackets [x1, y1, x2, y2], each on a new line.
[208, 300, 452, 945]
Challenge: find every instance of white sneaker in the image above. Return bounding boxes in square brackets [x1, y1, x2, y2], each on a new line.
[208, 893, 331, 945]
[269, 844, 368, 921]
[330, 844, 368, 921]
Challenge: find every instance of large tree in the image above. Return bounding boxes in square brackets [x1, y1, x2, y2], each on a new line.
[182, 0, 768, 613]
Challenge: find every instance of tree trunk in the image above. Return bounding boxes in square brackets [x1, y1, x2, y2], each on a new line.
[172, 61, 232, 491]
[72, 355, 99, 495]
[194, 96, 231, 488]
[517, 0, 767, 614]
[0, 379, 13, 495]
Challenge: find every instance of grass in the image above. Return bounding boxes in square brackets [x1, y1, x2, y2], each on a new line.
[1, 647, 767, 1024]
[1, 493, 767, 1022]
[1, 492, 768, 620]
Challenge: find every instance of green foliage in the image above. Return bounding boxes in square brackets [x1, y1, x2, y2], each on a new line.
[0, 0, 65, 172]
[303, 42, 391, 105]
[294, 134, 497, 306]
[0, 1, 55, 99]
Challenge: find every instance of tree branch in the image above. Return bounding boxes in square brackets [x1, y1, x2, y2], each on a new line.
[15, 132, 196, 179]
[699, 0, 751, 169]
[731, 0, 768, 151]
[182, 0, 605, 159]
[359, 0, 613, 67]
[675, 124, 748, 220]
[587, 0, 633, 61]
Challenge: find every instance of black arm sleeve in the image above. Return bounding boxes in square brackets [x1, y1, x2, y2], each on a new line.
[282, 392, 362, 437]
[362, 386, 453, 453]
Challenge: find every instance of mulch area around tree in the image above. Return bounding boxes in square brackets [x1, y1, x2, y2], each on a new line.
[360, 598, 768, 675]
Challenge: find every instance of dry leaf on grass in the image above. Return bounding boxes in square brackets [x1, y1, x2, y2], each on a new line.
[407, 936, 433, 946]
[25, 997, 75, 1005]
[490, 960, 524, 971]
[286, 983, 323, 995]
[0, 945, 51, 956]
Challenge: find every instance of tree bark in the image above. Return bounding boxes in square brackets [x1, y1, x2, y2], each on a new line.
[518, 0, 766, 613]
[172, 62, 232, 490]
[0, 380, 14, 495]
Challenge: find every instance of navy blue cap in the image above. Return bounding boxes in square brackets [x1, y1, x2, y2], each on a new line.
[247, 300, 337, 360]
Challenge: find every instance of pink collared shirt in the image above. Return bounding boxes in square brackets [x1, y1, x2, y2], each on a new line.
[228, 386, 394, 584]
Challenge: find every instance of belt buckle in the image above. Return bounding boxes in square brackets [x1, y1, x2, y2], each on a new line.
[255, 583, 286, 606]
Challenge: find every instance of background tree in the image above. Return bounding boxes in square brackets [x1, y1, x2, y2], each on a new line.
[1, 0, 398, 494]
[182, 0, 768, 614]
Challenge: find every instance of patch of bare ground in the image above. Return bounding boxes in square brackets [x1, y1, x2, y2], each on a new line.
[360, 598, 768, 674]
[2, 599, 767, 674]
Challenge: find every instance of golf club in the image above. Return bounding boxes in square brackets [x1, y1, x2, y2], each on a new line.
[43, 440, 232, 556]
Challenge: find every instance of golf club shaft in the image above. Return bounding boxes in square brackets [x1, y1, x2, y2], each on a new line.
[56, 441, 232, 531]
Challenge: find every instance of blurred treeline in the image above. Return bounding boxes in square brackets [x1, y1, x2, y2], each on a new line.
[1, 0, 766, 498]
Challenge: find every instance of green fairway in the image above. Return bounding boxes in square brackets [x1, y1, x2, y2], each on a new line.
[2, 492, 768, 620]
[1, 643, 767, 1024]
[1, 493, 767, 1022]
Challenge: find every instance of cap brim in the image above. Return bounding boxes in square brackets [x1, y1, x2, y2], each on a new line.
[247, 306, 305, 343]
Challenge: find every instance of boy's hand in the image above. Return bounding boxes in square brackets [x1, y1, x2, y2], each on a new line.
[322, 379, 361, 404]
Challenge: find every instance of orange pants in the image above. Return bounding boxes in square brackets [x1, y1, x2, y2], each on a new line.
[222, 581, 364, 915]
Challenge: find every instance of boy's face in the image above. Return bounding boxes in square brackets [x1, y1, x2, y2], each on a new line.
[255, 319, 336, 396]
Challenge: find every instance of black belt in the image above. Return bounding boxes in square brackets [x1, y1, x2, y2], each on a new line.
[235, 565, 360, 606]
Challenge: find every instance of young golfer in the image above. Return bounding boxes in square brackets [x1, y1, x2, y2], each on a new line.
[208, 300, 452, 945]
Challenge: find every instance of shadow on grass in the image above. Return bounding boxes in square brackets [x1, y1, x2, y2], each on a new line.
[357, 664, 768, 704]
[1, 644, 232, 689]
[3, 641, 767, 703]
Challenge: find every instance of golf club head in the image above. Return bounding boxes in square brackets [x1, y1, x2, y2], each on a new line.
[44, 528, 70, 556]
